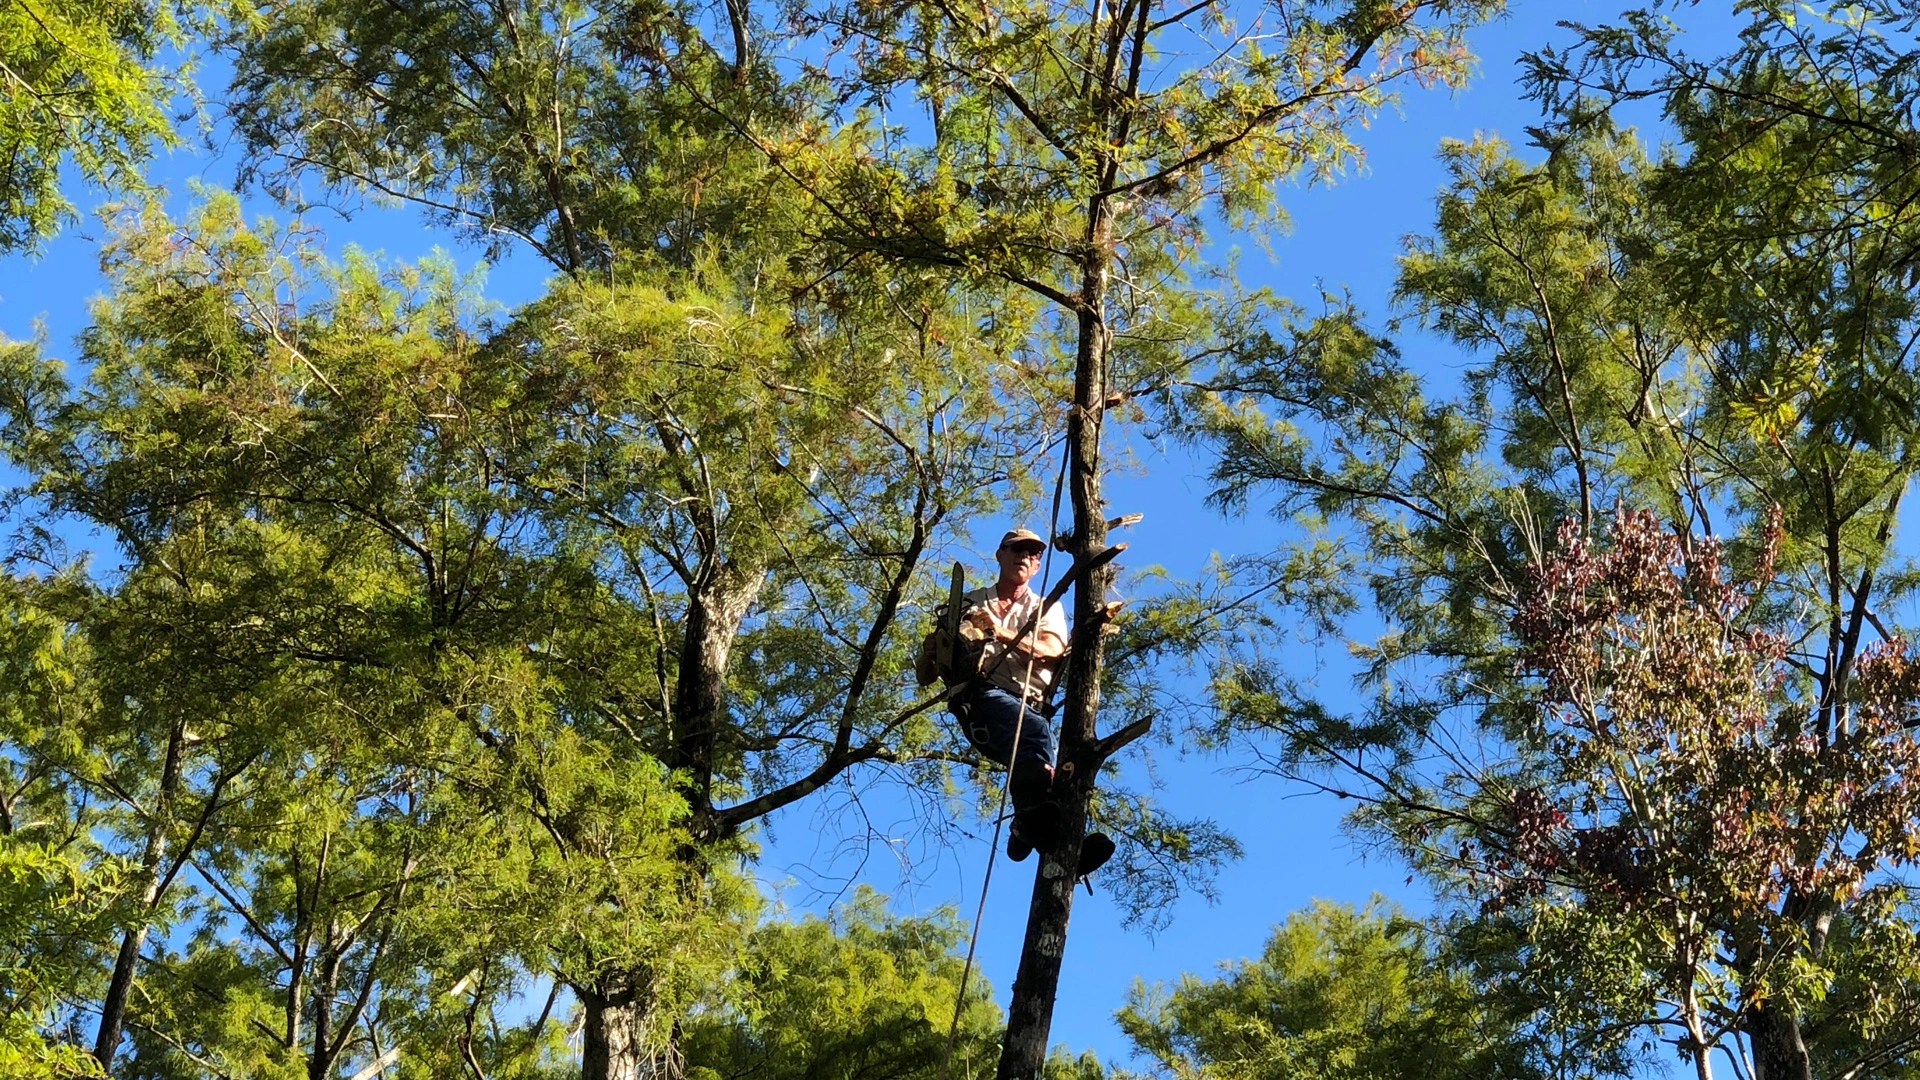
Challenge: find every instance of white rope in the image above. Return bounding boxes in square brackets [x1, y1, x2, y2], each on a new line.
[939, 440, 1072, 1079]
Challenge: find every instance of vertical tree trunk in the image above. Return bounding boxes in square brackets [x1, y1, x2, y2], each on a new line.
[998, 205, 1116, 1080]
[580, 572, 756, 1080]
[581, 974, 687, 1080]
[308, 932, 341, 1080]
[1746, 1001, 1812, 1080]
[94, 720, 186, 1070]
[1734, 923, 1812, 1080]
[582, 987, 645, 1080]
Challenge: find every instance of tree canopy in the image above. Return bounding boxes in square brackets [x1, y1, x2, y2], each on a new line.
[1184, 3, 1920, 1075]
[1115, 899, 1547, 1080]
[18, 1, 1920, 1079]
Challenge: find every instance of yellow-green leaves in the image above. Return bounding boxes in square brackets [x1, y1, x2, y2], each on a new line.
[0, 0, 184, 252]
[1114, 898, 1537, 1080]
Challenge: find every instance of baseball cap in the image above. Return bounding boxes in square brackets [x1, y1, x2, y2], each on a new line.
[998, 527, 1047, 552]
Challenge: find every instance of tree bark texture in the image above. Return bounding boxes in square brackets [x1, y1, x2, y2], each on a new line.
[998, 207, 1116, 1080]
[671, 565, 760, 826]
[582, 983, 646, 1080]
[582, 970, 693, 1080]
[1747, 1001, 1812, 1080]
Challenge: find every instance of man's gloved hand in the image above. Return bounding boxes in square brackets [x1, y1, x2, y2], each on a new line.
[913, 631, 940, 687]
[963, 606, 997, 639]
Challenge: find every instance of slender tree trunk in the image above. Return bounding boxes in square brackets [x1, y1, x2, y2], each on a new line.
[309, 930, 341, 1080]
[1736, 925, 1812, 1080]
[95, 930, 150, 1070]
[1680, 992, 1713, 1080]
[94, 720, 186, 1070]
[998, 204, 1116, 1080]
[580, 570, 757, 1080]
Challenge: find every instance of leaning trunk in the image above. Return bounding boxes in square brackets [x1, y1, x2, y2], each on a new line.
[580, 569, 757, 1080]
[95, 929, 153, 1070]
[94, 719, 186, 1070]
[998, 207, 1117, 1080]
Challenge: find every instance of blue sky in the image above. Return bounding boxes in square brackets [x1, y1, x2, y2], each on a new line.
[842, 3, 1738, 1068]
[0, 0, 1747, 1071]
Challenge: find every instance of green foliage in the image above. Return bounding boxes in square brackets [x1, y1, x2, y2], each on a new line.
[220, 0, 800, 271]
[0, 0, 185, 252]
[1113, 898, 1543, 1080]
[1184, 10, 1920, 1074]
[789, 0, 1507, 440]
[682, 887, 1002, 1080]
[2, 0, 1548, 1075]
[0, 836, 117, 1078]
[0, 178, 1051, 1072]
[1525, 1, 1920, 328]
[2, 193, 755, 1076]
[212, 6, 1518, 1039]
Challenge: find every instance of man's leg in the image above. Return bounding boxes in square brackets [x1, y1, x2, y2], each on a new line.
[961, 687, 1060, 854]
[957, 688, 1116, 880]
[1005, 721, 1055, 819]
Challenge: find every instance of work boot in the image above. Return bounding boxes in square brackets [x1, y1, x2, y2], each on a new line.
[1076, 832, 1116, 879]
[1008, 799, 1064, 862]
[1006, 820, 1035, 862]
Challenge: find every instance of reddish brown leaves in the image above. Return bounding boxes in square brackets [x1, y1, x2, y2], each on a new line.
[1488, 507, 1920, 920]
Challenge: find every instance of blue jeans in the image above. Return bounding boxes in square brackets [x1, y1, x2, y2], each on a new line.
[957, 686, 1055, 813]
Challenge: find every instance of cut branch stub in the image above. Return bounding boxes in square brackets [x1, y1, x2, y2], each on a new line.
[1090, 715, 1152, 764]
[1043, 543, 1126, 607]
[1054, 516, 1139, 550]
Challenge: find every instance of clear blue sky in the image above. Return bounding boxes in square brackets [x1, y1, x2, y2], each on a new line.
[0, 1, 1744, 1070]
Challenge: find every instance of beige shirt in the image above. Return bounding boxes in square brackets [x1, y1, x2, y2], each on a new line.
[964, 585, 1069, 701]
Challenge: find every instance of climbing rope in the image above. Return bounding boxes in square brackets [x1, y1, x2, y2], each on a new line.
[939, 435, 1074, 1080]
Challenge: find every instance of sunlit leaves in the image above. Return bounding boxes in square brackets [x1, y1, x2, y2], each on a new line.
[221, 0, 805, 270]
[0, 0, 184, 252]
[681, 888, 1003, 1080]
[1113, 899, 1542, 1080]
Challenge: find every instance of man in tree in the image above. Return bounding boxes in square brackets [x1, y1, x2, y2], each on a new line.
[926, 528, 1110, 872]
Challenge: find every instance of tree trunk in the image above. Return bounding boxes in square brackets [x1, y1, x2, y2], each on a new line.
[670, 564, 760, 831]
[998, 205, 1116, 1080]
[308, 930, 341, 1080]
[582, 989, 645, 1080]
[581, 976, 685, 1080]
[1747, 1000, 1812, 1080]
[95, 929, 152, 1070]
[997, 760, 1093, 1078]
[94, 720, 186, 1070]
[580, 571, 757, 1080]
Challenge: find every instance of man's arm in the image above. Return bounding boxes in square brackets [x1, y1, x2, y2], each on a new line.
[997, 605, 1067, 659]
[1024, 627, 1067, 660]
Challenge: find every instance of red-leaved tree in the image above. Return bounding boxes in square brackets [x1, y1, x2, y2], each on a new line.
[1466, 507, 1920, 1080]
